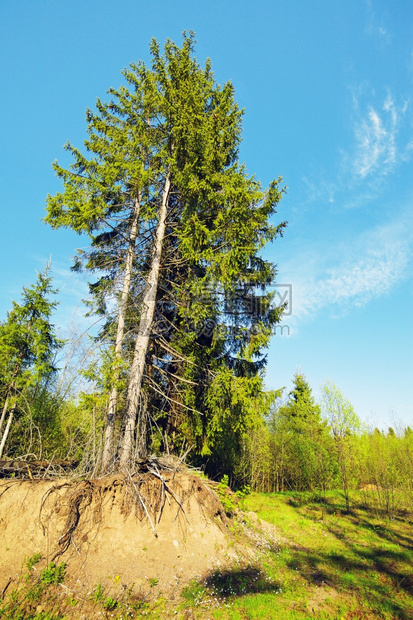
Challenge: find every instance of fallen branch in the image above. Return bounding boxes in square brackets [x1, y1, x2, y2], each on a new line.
[0, 459, 78, 479]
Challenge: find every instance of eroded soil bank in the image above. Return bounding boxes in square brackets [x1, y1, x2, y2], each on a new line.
[0, 470, 239, 613]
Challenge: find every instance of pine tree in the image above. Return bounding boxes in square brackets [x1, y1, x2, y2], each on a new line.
[45, 33, 286, 471]
[0, 266, 63, 458]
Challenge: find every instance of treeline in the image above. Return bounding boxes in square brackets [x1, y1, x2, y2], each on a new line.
[237, 374, 413, 514]
[0, 272, 411, 517]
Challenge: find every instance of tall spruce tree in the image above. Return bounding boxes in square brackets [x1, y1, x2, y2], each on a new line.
[45, 33, 286, 472]
[0, 266, 63, 458]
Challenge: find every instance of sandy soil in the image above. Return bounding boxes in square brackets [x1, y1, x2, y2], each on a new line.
[0, 470, 238, 605]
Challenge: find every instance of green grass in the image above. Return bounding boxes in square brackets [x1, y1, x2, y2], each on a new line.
[203, 491, 413, 619]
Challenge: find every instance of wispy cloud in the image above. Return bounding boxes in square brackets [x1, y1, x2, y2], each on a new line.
[27, 255, 98, 336]
[281, 215, 412, 323]
[352, 94, 399, 179]
[365, 0, 391, 43]
[302, 89, 411, 209]
[316, 236, 408, 309]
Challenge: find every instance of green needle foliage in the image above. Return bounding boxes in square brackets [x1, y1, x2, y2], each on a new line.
[0, 265, 64, 458]
[272, 374, 335, 494]
[45, 32, 287, 472]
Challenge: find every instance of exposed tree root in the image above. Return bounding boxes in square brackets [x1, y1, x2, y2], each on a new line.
[0, 577, 12, 600]
[52, 481, 94, 561]
[39, 482, 72, 536]
[36, 457, 227, 565]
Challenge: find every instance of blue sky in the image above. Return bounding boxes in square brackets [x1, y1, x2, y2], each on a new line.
[1, 0, 412, 428]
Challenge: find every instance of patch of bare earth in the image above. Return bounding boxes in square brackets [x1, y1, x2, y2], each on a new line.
[0, 466, 245, 616]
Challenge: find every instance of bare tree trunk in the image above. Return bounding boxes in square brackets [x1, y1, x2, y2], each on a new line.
[0, 376, 18, 438]
[0, 403, 16, 459]
[0, 394, 10, 438]
[101, 196, 142, 473]
[119, 174, 171, 469]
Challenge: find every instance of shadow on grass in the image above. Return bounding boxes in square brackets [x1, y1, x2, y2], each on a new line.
[354, 514, 413, 551]
[204, 566, 281, 598]
[282, 498, 413, 619]
[294, 548, 412, 618]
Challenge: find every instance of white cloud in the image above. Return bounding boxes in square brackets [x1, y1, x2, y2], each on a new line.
[301, 89, 411, 210]
[280, 216, 412, 323]
[352, 97, 399, 179]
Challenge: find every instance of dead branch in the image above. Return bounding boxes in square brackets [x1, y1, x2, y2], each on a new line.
[0, 459, 78, 479]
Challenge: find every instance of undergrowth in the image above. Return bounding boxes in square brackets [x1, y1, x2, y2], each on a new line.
[216, 475, 250, 516]
[0, 556, 148, 620]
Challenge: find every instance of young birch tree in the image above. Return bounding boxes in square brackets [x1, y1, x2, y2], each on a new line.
[321, 380, 361, 510]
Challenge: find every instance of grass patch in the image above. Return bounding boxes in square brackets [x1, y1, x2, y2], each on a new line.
[180, 491, 413, 619]
[226, 490, 413, 619]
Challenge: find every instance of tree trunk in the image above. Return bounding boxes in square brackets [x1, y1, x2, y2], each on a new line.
[0, 403, 16, 459]
[119, 173, 171, 469]
[0, 394, 10, 438]
[0, 376, 18, 438]
[101, 195, 141, 473]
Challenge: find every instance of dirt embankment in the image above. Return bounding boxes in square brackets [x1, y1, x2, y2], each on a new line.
[0, 469, 235, 604]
